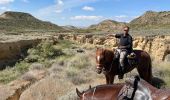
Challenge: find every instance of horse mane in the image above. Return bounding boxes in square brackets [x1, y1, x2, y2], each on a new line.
[82, 83, 125, 95]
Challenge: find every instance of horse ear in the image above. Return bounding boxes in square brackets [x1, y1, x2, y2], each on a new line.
[76, 88, 82, 97]
[89, 85, 92, 89]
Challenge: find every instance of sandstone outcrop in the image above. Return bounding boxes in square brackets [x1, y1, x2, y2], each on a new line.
[0, 38, 41, 69]
[59, 34, 170, 61]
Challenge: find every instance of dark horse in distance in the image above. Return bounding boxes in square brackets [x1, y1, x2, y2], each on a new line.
[95, 48, 152, 84]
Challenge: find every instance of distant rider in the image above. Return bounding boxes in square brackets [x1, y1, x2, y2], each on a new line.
[108, 26, 133, 79]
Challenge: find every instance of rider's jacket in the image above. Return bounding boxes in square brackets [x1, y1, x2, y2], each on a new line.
[115, 33, 133, 52]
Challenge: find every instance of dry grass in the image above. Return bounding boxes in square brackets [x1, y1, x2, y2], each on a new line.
[0, 38, 169, 99]
[152, 61, 170, 88]
[19, 41, 170, 99]
[20, 44, 105, 99]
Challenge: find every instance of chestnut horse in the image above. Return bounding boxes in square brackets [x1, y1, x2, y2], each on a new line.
[76, 76, 141, 100]
[96, 48, 152, 84]
[76, 83, 124, 100]
[76, 76, 170, 100]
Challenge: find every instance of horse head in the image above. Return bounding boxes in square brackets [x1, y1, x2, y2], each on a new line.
[96, 48, 106, 74]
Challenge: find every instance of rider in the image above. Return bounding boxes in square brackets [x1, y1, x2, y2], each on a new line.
[109, 26, 133, 79]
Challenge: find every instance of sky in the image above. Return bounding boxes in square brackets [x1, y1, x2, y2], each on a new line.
[0, 0, 170, 27]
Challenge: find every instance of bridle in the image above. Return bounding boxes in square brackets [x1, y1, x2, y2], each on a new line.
[82, 87, 97, 100]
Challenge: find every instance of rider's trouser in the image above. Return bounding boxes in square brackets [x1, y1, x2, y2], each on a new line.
[116, 49, 128, 69]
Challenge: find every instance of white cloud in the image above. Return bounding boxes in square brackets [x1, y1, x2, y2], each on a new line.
[57, 0, 63, 5]
[0, 6, 11, 11]
[0, 0, 14, 5]
[82, 6, 94, 11]
[36, 0, 98, 15]
[21, 0, 29, 3]
[70, 15, 103, 20]
[55, 0, 64, 13]
[55, 9, 63, 13]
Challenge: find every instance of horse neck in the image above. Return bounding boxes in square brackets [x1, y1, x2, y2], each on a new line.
[104, 49, 114, 62]
[140, 79, 158, 92]
[85, 85, 124, 99]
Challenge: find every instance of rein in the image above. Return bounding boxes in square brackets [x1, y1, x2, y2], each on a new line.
[82, 87, 97, 100]
[92, 87, 97, 100]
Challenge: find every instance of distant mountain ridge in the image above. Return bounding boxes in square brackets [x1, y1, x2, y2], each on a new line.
[1, 11, 170, 33]
[130, 11, 170, 29]
[88, 20, 127, 32]
[0, 11, 65, 32]
[88, 11, 170, 32]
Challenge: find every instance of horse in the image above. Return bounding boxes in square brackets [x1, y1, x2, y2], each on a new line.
[76, 83, 125, 100]
[76, 76, 142, 100]
[95, 48, 152, 84]
[118, 76, 170, 100]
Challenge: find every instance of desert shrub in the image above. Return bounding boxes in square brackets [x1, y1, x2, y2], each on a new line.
[29, 63, 45, 70]
[21, 73, 37, 82]
[14, 61, 30, 73]
[68, 54, 89, 70]
[27, 41, 64, 60]
[0, 67, 19, 83]
[56, 40, 73, 49]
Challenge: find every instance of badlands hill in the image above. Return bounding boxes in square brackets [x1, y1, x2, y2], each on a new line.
[130, 11, 170, 29]
[0, 11, 65, 32]
[88, 20, 127, 32]
[88, 11, 170, 33]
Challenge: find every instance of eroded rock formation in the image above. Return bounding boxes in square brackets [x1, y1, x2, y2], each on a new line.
[0, 38, 41, 69]
[59, 34, 170, 61]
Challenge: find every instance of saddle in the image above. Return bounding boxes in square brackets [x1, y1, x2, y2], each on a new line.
[127, 52, 138, 67]
[114, 50, 138, 67]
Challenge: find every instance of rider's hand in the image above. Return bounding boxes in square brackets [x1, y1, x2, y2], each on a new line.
[119, 46, 127, 49]
[106, 34, 115, 37]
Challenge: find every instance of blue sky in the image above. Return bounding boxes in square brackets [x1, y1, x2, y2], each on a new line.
[0, 0, 170, 27]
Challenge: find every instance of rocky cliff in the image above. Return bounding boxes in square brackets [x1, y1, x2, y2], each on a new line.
[58, 34, 170, 61]
[0, 36, 44, 69]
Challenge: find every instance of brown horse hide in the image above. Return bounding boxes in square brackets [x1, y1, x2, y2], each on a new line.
[76, 77, 170, 100]
[95, 48, 152, 84]
[76, 83, 124, 100]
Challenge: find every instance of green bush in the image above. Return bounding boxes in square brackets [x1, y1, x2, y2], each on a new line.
[27, 41, 64, 61]
[0, 68, 19, 84]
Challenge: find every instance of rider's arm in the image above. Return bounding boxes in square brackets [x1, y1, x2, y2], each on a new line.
[126, 36, 133, 48]
[115, 34, 121, 38]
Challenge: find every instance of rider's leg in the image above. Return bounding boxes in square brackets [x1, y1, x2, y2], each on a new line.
[118, 50, 127, 79]
[120, 50, 127, 71]
[114, 48, 121, 60]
